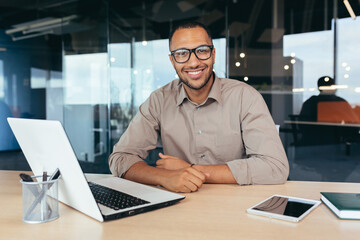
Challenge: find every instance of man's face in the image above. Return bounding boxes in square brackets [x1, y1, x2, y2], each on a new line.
[169, 27, 215, 90]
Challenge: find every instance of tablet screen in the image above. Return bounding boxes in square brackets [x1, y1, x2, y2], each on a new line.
[252, 196, 314, 218]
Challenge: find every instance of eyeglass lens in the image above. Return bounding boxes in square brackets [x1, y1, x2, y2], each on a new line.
[173, 45, 212, 63]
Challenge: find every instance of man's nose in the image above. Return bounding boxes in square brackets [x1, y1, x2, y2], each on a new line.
[187, 51, 201, 66]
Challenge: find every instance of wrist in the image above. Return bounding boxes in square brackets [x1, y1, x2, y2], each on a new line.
[156, 168, 175, 186]
[191, 164, 205, 173]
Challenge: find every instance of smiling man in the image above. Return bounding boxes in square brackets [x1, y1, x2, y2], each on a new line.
[109, 22, 289, 193]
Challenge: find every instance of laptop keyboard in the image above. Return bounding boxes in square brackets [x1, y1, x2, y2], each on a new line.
[88, 182, 150, 210]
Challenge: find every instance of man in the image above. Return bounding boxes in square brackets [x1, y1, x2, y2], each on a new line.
[299, 76, 359, 145]
[109, 22, 289, 193]
[299, 76, 355, 122]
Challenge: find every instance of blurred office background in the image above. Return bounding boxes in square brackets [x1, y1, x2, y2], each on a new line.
[0, 0, 360, 182]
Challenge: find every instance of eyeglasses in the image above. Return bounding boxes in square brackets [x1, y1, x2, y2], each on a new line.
[170, 45, 214, 63]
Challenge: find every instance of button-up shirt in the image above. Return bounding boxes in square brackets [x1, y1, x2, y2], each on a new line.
[109, 75, 289, 185]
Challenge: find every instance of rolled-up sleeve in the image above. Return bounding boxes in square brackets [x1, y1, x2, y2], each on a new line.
[226, 87, 289, 185]
[109, 93, 161, 177]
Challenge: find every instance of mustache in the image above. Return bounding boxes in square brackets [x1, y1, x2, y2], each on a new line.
[183, 66, 206, 71]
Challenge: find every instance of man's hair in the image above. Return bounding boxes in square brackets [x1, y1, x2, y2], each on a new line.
[317, 76, 335, 91]
[169, 21, 213, 48]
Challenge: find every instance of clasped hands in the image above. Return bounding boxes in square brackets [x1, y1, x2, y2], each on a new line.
[156, 153, 210, 193]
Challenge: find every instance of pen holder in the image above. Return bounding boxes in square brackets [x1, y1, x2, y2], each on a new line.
[20, 175, 59, 223]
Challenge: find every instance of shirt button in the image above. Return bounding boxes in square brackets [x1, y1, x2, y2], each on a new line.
[198, 130, 202, 134]
[201, 154, 205, 159]
[197, 107, 200, 111]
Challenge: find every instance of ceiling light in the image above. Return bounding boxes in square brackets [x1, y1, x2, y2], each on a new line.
[334, 85, 348, 89]
[235, 62, 241, 67]
[290, 59, 296, 64]
[292, 88, 305, 92]
[284, 65, 289, 70]
[22, 21, 69, 34]
[12, 30, 53, 41]
[6, 15, 77, 35]
[244, 76, 248, 81]
[319, 85, 336, 91]
[239, 53, 245, 58]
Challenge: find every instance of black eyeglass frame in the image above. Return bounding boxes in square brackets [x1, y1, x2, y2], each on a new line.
[170, 45, 214, 63]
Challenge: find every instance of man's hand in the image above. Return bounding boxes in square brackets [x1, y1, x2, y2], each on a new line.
[155, 153, 211, 192]
[156, 153, 190, 170]
[161, 167, 207, 193]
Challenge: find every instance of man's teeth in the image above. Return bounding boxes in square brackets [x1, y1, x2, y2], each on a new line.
[188, 70, 202, 75]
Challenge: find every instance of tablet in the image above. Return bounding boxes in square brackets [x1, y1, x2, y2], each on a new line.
[246, 194, 321, 222]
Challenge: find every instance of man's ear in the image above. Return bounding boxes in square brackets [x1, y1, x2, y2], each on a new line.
[212, 48, 216, 65]
[169, 54, 175, 68]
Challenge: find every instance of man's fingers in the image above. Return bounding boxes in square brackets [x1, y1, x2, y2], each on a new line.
[155, 159, 164, 166]
[184, 181, 198, 192]
[155, 159, 163, 165]
[159, 153, 170, 159]
[187, 167, 207, 183]
[159, 153, 174, 159]
[162, 167, 208, 193]
[180, 185, 193, 193]
[183, 168, 206, 190]
[187, 175, 203, 189]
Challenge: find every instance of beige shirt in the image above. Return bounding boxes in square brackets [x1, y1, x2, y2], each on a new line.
[109, 75, 289, 185]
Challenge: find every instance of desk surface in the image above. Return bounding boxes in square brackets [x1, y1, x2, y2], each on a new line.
[1, 170, 360, 240]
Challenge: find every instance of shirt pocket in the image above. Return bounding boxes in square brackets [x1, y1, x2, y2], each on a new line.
[215, 133, 242, 162]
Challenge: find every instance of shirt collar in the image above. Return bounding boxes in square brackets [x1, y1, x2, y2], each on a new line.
[207, 74, 222, 105]
[176, 80, 188, 106]
[176, 73, 222, 106]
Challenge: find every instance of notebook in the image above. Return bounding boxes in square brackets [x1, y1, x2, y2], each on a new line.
[8, 117, 185, 222]
[321, 192, 360, 220]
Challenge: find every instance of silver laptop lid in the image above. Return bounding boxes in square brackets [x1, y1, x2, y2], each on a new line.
[8, 118, 104, 221]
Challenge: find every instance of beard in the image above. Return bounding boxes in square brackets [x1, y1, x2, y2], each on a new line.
[177, 70, 214, 90]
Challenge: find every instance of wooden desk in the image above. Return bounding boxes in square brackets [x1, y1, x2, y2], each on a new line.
[1, 170, 360, 240]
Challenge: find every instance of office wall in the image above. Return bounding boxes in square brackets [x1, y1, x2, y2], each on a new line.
[0, 0, 360, 182]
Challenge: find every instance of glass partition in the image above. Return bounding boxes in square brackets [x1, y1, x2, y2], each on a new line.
[0, 0, 359, 182]
[61, 0, 110, 173]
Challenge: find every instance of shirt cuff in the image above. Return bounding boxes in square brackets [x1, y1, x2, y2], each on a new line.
[226, 159, 250, 185]
[109, 153, 144, 177]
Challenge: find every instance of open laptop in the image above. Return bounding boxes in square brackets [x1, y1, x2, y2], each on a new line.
[8, 118, 185, 222]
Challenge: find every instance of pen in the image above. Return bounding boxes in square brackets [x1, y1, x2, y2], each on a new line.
[19, 173, 40, 197]
[19, 173, 34, 183]
[25, 169, 60, 220]
[20, 173, 52, 219]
